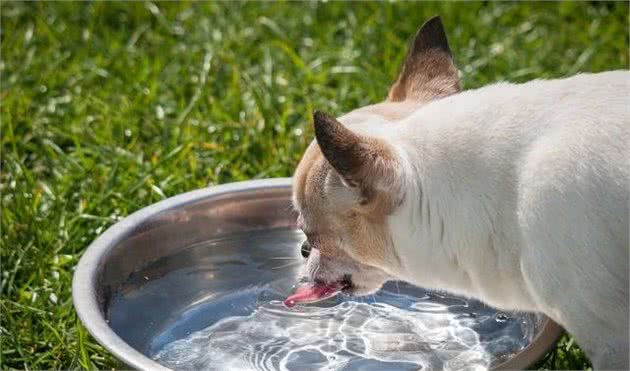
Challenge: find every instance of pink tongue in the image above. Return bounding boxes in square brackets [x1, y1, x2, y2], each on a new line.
[283, 282, 342, 308]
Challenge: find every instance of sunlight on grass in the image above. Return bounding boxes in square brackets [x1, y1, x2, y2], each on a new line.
[1, 2, 627, 369]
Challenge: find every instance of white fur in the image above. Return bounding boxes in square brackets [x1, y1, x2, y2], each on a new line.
[363, 71, 628, 369]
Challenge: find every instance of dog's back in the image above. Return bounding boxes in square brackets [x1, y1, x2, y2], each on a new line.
[516, 71, 629, 368]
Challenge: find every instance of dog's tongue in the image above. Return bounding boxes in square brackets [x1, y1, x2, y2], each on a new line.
[283, 282, 342, 308]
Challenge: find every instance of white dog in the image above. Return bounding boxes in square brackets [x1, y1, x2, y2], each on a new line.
[286, 17, 629, 369]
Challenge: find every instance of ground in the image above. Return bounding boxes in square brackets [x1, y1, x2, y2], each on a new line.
[1, 2, 628, 370]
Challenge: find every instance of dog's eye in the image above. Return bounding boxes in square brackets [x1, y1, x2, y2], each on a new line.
[300, 240, 311, 258]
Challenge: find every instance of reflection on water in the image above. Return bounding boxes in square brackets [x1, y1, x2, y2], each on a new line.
[109, 229, 537, 371]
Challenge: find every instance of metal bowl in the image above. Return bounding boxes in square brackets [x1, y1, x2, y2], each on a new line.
[73, 178, 562, 370]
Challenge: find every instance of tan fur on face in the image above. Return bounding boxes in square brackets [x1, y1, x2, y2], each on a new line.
[293, 141, 322, 213]
[293, 136, 402, 276]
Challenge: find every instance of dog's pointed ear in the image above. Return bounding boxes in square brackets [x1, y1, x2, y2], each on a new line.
[313, 111, 400, 200]
[388, 16, 460, 102]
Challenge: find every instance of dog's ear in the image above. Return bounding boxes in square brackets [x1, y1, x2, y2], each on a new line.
[388, 16, 460, 102]
[313, 111, 400, 201]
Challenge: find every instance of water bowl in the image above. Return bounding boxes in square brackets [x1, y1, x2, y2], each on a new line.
[73, 178, 562, 370]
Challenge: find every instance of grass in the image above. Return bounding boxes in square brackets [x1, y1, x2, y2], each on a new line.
[1, 2, 627, 370]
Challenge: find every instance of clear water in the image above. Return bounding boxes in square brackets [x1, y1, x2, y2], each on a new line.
[110, 229, 538, 371]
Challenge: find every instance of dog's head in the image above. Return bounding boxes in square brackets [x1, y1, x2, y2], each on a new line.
[291, 17, 461, 300]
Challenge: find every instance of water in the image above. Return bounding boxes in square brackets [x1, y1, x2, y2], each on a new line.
[109, 228, 538, 371]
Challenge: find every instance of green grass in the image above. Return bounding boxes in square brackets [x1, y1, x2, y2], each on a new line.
[1, 2, 627, 370]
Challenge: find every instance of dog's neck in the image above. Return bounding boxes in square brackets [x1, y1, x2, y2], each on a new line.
[381, 87, 543, 312]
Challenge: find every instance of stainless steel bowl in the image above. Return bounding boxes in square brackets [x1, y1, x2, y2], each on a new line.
[72, 178, 562, 370]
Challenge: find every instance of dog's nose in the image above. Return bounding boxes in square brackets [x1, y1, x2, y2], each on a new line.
[300, 240, 311, 258]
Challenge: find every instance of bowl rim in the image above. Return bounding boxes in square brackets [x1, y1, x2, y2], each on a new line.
[72, 178, 292, 371]
[72, 177, 563, 370]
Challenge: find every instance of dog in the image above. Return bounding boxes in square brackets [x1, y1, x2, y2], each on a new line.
[286, 16, 629, 369]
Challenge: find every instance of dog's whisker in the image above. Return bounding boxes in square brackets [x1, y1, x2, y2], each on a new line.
[269, 256, 299, 260]
[271, 261, 302, 270]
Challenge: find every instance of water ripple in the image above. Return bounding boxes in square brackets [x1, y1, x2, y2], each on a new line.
[153, 297, 519, 371]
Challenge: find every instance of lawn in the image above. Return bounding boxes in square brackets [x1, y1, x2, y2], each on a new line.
[1, 2, 627, 370]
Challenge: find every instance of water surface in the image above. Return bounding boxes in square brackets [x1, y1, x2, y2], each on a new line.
[109, 229, 538, 371]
